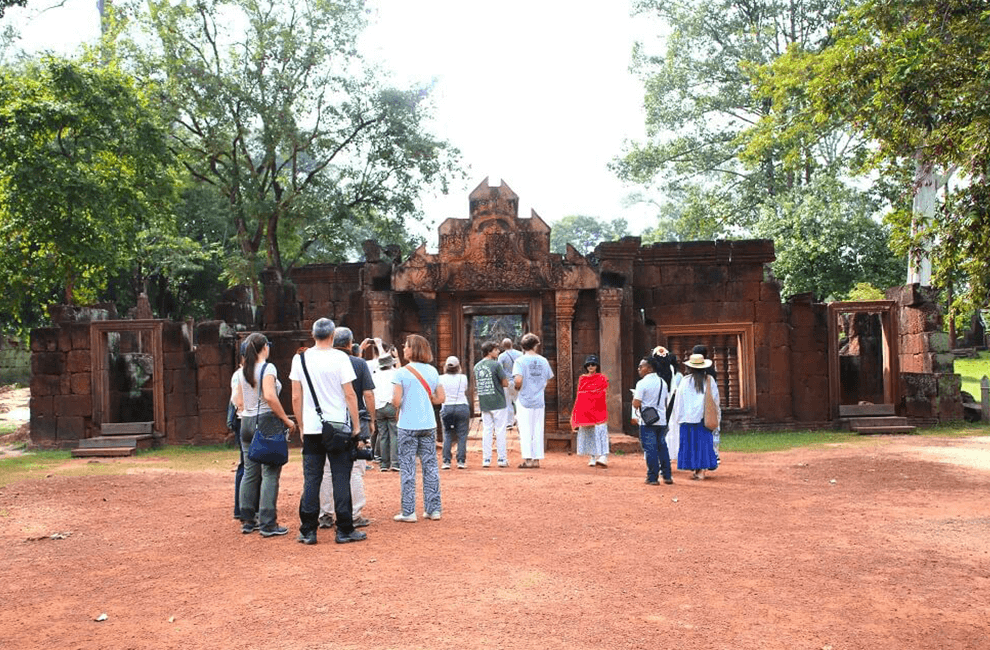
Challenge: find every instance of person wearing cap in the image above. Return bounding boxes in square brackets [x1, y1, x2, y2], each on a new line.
[667, 351, 721, 480]
[438, 355, 470, 469]
[372, 345, 400, 471]
[571, 354, 610, 468]
[474, 340, 510, 468]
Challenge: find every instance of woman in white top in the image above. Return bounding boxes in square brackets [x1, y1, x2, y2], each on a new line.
[667, 352, 721, 480]
[438, 355, 470, 469]
[236, 332, 296, 536]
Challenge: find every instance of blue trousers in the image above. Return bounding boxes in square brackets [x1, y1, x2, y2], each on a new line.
[640, 424, 672, 482]
[299, 428, 354, 536]
[440, 403, 470, 464]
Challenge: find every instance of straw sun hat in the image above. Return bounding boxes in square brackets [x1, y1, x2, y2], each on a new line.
[684, 353, 712, 369]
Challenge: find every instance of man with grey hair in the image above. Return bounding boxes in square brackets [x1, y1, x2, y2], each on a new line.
[290, 318, 365, 544]
[497, 338, 522, 427]
[317, 327, 376, 529]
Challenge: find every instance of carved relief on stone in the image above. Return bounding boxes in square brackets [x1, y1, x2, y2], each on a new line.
[555, 290, 579, 422]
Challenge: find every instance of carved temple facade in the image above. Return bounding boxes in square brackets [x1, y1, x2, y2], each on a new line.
[29, 179, 963, 448]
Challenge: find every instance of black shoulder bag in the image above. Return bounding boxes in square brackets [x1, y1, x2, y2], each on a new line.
[639, 379, 664, 426]
[300, 351, 352, 453]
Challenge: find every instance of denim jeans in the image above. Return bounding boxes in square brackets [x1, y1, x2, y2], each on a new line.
[376, 403, 399, 469]
[299, 425, 354, 536]
[640, 424, 671, 482]
[440, 403, 470, 464]
[232, 416, 243, 518]
[397, 427, 442, 517]
[239, 416, 282, 529]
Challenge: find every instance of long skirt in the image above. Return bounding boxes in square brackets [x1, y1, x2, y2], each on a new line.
[677, 422, 719, 471]
[576, 423, 609, 456]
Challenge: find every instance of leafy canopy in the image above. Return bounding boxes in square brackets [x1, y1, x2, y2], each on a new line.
[0, 57, 177, 330]
[549, 215, 629, 256]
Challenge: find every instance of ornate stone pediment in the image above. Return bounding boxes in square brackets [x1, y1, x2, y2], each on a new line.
[394, 178, 597, 292]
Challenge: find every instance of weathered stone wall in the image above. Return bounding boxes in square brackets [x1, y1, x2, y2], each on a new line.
[29, 323, 91, 447]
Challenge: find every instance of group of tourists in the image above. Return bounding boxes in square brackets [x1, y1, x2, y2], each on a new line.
[229, 320, 722, 544]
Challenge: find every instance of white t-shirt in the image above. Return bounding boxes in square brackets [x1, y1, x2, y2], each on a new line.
[372, 366, 397, 410]
[633, 372, 668, 426]
[512, 353, 554, 409]
[230, 370, 243, 417]
[669, 372, 720, 432]
[438, 373, 469, 405]
[239, 363, 281, 417]
[289, 348, 357, 434]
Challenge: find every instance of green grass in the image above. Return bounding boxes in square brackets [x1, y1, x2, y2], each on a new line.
[720, 420, 988, 453]
[954, 350, 990, 398]
[0, 422, 18, 435]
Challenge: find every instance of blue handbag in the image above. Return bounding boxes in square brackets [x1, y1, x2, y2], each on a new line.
[246, 362, 289, 466]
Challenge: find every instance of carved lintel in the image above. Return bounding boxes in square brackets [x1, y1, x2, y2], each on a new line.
[555, 290, 579, 427]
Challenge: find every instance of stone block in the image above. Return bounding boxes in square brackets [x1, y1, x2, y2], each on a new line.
[30, 374, 60, 397]
[162, 321, 189, 352]
[198, 388, 228, 412]
[67, 323, 90, 350]
[66, 349, 91, 373]
[756, 344, 770, 370]
[70, 373, 91, 395]
[696, 266, 728, 286]
[196, 321, 224, 346]
[654, 284, 687, 306]
[927, 332, 950, 354]
[665, 266, 693, 286]
[197, 364, 221, 391]
[166, 391, 190, 418]
[195, 345, 222, 366]
[769, 322, 789, 349]
[757, 390, 791, 421]
[632, 286, 651, 307]
[30, 328, 58, 353]
[56, 416, 86, 441]
[725, 281, 761, 303]
[755, 300, 783, 324]
[56, 394, 91, 418]
[728, 264, 764, 284]
[899, 306, 941, 335]
[164, 351, 189, 370]
[198, 409, 228, 439]
[760, 282, 781, 302]
[30, 395, 54, 417]
[716, 302, 754, 323]
[634, 265, 661, 288]
[32, 352, 64, 376]
[792, 375, 829, 421]
[30, 413, 57, 442]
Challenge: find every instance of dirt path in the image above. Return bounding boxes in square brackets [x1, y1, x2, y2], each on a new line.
[1, 434, 989, 650]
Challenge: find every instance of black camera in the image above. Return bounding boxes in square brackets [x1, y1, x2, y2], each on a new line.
[351, 443, 375, 461]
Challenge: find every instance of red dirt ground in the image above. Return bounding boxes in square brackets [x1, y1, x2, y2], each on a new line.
[1, 434, 989, 650]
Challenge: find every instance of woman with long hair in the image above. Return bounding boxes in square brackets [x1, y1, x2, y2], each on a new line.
[438, 355, 470, 470]
[237, 332, 297, 536]
[667, 352, 720, 480]
[571, 354, 609, 467]
[391, 334, 445, 522]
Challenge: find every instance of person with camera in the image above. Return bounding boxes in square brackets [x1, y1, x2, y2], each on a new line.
[317, 327, 377, 529]
[392, 334, 445, 522]
[632, 355, 672, 485]
[290, 318, 365, 545]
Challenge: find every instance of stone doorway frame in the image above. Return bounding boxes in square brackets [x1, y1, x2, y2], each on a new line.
[90, 320, 166, 434]
[459, 300, 535, 415]
[827, 301, 900, 420]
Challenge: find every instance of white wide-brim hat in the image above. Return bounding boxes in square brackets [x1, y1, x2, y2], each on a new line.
[684, 353, 712, 369]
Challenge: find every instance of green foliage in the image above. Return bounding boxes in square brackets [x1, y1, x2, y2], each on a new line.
[549, 215, 629, 255]
[749, 0, 990, 309]
[0, 0, 25, 19]
[845, 282, 886, 302]
[753, 178, 904, 300]
[0, 57, 177, 332]
[117, 0, 462, 284]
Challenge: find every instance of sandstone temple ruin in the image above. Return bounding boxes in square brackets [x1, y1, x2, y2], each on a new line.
[29, 179, 962, 452]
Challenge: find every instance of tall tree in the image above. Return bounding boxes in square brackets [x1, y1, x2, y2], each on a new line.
[749, 0, 990, 311]
[549, 215, 629, 255]
[118, 0, 461, 296]
[0, 57, 177, 329]
[614, 0, 843, 237]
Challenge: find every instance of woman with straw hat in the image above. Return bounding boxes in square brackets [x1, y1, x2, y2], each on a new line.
[667, 351, 720, 480]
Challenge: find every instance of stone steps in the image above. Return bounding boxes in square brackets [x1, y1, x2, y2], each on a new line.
[71, 422, 159, 458]
[71, 447, 138, 458]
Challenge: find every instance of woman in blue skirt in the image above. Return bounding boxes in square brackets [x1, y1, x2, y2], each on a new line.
[668, 352, 720, 480]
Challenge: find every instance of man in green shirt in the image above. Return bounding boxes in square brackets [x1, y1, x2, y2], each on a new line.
[474, 340, 509, 467]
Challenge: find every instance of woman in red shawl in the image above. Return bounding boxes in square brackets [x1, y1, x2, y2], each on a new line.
[571, 355, 609, 467]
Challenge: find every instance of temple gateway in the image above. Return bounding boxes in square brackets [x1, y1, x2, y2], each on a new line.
[30, 179, 961, 452]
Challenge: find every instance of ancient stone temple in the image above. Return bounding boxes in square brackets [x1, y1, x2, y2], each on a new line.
[29, 178, 963, 450]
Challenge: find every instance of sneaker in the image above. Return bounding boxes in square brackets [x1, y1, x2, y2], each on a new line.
[380, 466, 389, 472]
[318, 514, 335, 529]
[497, 460, 509, 468]
[335, 530, 368, 544]
[423, 511, 441, 521]
[441, 462, 451, 470]
[241, 521, 259, 534]
[588, 457, 597, 467]
[645, 479, 660, 485]
[297, 532, 317, 545]
[663, 477, 674, 485]
[352, 516, 370, 528]
[457, 462, 467, 469]
[482, 460, 491, 468]
[389, 466, 400, 472]
[259, 525, 289, 537]
[595, 456, 608, 467]
[393, 512, 417, 523]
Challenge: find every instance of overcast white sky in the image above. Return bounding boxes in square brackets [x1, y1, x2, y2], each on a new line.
[7, 0, 661, 236]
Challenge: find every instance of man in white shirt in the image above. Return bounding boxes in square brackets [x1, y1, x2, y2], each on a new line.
[632, 356, 672, 485]
[290, 318, 363, 545]
[497, 338, 522, 427]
